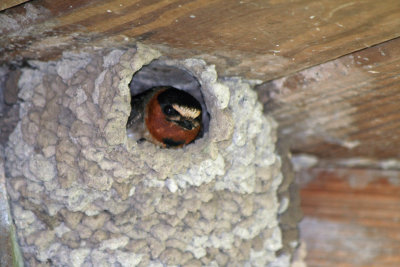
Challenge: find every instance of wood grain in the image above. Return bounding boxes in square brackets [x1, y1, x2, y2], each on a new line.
[1, 0, 400, 81]
[0, 0, 30, 11]
[299, 167, 400, 267]
[259, 37, 400, 158]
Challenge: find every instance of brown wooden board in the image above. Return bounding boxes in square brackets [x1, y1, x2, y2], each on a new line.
[259, 37, 400, 159]
[1, 0, 400, 81]
[0, 0, 30, 11]
[298, 167, 400, 267]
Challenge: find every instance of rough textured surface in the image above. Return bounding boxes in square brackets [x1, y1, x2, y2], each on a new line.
[4, 44, 292, 266]
[0, 148, 13, 267]
[0, 65, 24, 267]
[0, 146, 23, 267]
[0, 66, 20, 145]
[276, 143, 302, 264]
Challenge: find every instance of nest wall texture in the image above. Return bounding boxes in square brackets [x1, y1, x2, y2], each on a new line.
[5, 44, 288, 266]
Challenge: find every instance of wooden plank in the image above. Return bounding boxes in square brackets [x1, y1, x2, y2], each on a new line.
[299, 167, 400, 267]
[259, 37, 400, 158]
[1, 0, 400, 81]
[0, 0, 30, 11]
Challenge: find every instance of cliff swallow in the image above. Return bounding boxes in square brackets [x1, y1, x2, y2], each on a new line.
[127, 86, 202, 148]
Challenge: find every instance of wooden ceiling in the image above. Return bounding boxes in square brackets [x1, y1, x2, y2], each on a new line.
[0, 0, 29, 11]
[259, 37, 400, 159]
[1, 0, 400, 159]
[2, 0, 400, 80]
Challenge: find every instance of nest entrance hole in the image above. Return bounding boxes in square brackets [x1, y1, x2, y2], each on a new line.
[128, 60, 210, 138]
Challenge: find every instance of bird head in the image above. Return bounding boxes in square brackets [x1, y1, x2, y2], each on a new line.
[145, 87, 202, 148]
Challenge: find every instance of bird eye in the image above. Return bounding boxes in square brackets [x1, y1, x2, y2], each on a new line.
[163, 105, 178, 116]
[178, 120, 194, 130]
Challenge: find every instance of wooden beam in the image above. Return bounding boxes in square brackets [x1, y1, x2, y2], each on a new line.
[0, 0, 30, 11]
[259, 37, 400, 158]
[1, 0, 400, 81]
[299, 167, 400, 267]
